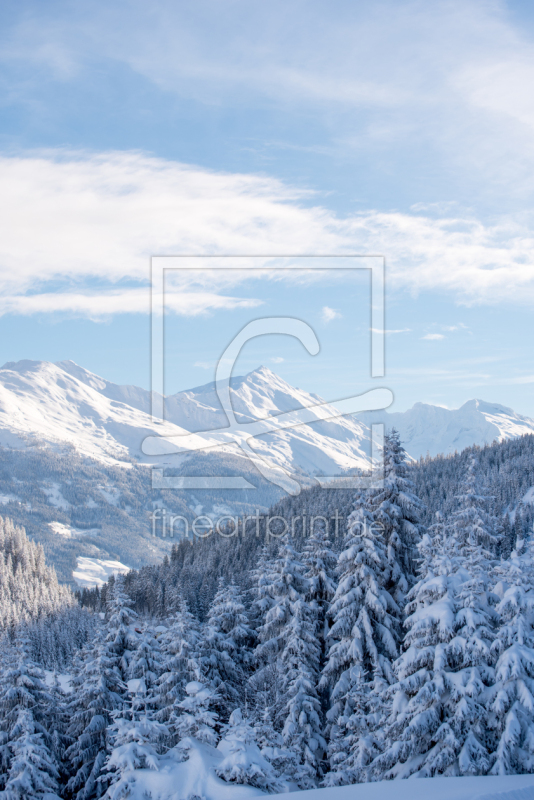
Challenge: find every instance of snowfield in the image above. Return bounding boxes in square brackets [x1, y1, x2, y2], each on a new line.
[47, 521, 101, 538]
[269, 775, 534, 800]
[72, 556, 130, 587]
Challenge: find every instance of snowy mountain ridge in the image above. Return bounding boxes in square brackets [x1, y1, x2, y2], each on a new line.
[1, 359, 533, 471]
[368, 397, 534, 459]
[0, 360, 372, 477]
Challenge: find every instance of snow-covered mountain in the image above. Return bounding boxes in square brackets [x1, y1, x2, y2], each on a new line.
[0, 360, 210, 466]
[161, 366, 373, 477]
[0, 360, 372, 477]
[2, 359, 534, 470]
[362, 399, 534, 460]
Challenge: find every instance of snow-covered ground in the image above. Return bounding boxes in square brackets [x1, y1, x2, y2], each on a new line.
[41, 481, 70, 509]
[0, 493, 21, 504]
[72, 556, 130, 587]
[44, 671, 72, 693]
[47, 521, 101, 538]
[269, 775, 534, 800]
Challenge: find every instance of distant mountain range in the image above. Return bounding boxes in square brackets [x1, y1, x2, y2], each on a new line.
[361, 399, 534, 460]
[0, 360, 371, 479]
[1, 358, 534, 586]
[1, 359, 534, 467]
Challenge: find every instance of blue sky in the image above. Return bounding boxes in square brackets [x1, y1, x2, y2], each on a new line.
[1, 0, 534, 414]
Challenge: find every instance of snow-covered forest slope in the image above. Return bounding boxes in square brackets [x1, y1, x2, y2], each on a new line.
[7, 430, 534, 797]
[106, 433, 534, 620]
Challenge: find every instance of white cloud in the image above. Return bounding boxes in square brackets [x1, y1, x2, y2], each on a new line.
[1, 151, 534, 317]
[7, 0, 534, 200]
[422, 333, 445, 340]
[270, 356, 284, 363]
[0, 290, 262, 320]
[194, 361, 212, 369]
[321, 306, 342, 323]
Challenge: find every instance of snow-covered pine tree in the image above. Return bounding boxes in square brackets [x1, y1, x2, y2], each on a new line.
[279, 578, 324, 788]
[66, 577, 138, 800]
[248, 545, 277, 632]
[321, 490, 400, 786]
[104, 575, 139, 683]
[488, 535, 534, 774]
[103, 627, 169, 800]
[252, 703, 296, 783]
[216, 708, 283, 793]
[0, 635, 61, 799]
[102, 622, 168, 798]
[127, 625, 164, 716]
[200, 579, 253, 719]
[373, 460, 498, 779]
[102, 713, 166, 800]
[174, 681, 220, 751]
[65, 631, 125, 800]
[452, 455, 500, 568]
[367, 429, 423, 606]
[450, 456, 498, 771]
[156, 598, 202, 745]
[303, 519, 337, 666]
[253, 540, 324, 787]
[371, 512, 473, 779]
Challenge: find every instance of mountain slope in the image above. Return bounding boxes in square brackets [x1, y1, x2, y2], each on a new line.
[4, 359, 534, 469]
[164, 365, 372, 476]
[50, 361, 374, 477]
[360, 399, 534, 460]
[0, 360, 217, 466]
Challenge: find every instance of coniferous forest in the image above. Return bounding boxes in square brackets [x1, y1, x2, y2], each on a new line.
[3, 432, 534, 797]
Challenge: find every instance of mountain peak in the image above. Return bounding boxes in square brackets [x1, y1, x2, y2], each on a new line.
[245, 365, 276, 380]
[1, 359, 60, 375]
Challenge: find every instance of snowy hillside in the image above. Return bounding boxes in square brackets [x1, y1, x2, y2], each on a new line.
[269, 775, 534, 800]
[72, 556, 131, 588]
[163, 365, 373, 476]
[1, 360, 374, 477]
[361, 398, 534, 460]
[0, 360, 223, 466]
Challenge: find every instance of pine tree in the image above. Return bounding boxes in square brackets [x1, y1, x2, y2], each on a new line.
[175, 681, 220, 751]
[253, 540, 324, 787]
[321, 495, 399, 785]
[367, 430, 423, 606]
[216, 708, 283, 793]
[102, 678, 169, 800]
[128, 625, 164, 712]
[302, 519, 337, 666]
[252, 703, 296, 783]
[488, 536, 534, 774]
[280, 583, 324, 788]
[373, 462, 497, 779]
[156, 598, 202, 745]
[0, 636, 60, 799]
[66, 577, 137, 800]
[200, 580, 253, 718]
